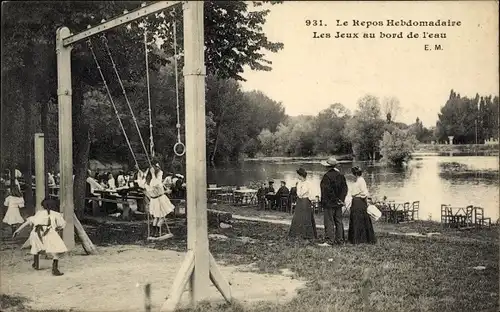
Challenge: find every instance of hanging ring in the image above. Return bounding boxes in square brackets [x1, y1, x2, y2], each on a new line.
[173, 142, 185, 157]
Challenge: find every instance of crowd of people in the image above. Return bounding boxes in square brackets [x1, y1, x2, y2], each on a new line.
[87, 165, 186, 200]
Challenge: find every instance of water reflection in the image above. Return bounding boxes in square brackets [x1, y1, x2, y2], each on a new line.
[207, 156, 499, 222]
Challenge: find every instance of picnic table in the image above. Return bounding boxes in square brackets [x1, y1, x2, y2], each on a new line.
[234, 189, 258, 206]
[207, 187, 222, 201]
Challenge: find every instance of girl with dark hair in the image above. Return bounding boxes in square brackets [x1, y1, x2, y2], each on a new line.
[288, 168, 318, 240]
[347, 166, 376, 244]
[3, 186, 25, 232]
[142, 166, 174, 238]
[13, 198, 67, 276]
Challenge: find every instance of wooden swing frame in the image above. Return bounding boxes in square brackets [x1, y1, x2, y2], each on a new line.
[55, 1, 231, 311]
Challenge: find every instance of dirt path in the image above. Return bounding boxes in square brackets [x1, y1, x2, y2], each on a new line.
[1, 245, 305, 312]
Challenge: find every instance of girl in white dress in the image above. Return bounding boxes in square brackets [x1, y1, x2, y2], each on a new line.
[13, 198, 67, 276]
[141, 166, 174, 238]
[3, 186, 25, 231]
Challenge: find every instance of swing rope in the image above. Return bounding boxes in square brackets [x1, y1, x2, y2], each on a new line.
[87, 39, 139, 168]
[100, 34, 153, 168]
[172, 16, 185, 157]
[144, 29, 155, 159]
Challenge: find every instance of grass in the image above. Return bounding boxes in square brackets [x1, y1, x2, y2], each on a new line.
[2, 208, 498, 312]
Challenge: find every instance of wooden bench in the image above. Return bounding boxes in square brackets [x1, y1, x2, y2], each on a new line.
[85, 196, 131, 219]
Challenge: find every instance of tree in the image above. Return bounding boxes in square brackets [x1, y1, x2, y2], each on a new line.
[379, 129, 418, 166]
[382, 96, 401, 123]
[435, 89, 497, 144]
[344, 95, 385, 160]
[257, 129, 278, 156]
[313, 103, 351, 155]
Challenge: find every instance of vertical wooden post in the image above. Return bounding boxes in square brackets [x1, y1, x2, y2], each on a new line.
[56, 27, 75, 250]
[183, 0, 210, 303]
[34, 133, 45, 211]
[163, 2, 230, 311]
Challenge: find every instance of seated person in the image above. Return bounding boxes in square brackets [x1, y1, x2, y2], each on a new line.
[256, 182, 267, 210]
[265, 181, 276, 209]
[172, 174, 186, 199]
[274, 180, 290, 209]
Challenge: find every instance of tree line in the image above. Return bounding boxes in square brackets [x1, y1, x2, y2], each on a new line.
[435, 90, 499, 144]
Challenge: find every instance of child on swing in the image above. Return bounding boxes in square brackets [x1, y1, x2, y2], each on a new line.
[13, 198, 67, 276]
[138, 163, 174, 238]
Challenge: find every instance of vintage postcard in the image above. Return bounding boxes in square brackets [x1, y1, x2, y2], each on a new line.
[1, 1, 498, 311]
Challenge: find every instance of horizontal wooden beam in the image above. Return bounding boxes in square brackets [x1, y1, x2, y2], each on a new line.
[62, 1, 182, 46]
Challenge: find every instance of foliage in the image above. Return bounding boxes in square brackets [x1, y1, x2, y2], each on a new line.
[344, 95, 386, 160]
[382, 96, 401, 123]
[410, 117, 434, 143]
[435, 90, 499, 144]
[379, 128, 419, 166]
[313, 103, 352, 155]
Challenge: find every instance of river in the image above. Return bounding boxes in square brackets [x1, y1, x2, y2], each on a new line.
[207, 155, 499, 222]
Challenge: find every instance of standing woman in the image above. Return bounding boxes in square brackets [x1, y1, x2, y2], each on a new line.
[288, 168, 318, 240]
[347, 166, 376, 244]
[3, 186, 25, 233]
[144, 166, 174, 238]
[13, 198, 67, 276]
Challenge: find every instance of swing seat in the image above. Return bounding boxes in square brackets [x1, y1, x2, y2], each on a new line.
[147, 233, 174, 241]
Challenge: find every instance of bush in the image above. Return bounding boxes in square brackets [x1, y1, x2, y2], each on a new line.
[379, 129, 418, 166]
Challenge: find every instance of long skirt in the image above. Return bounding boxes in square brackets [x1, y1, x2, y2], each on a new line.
[348, 197, 376, 244]
[2, 207, 24, 225]
[22, 228, 68, 255]
[288, 198, 317, 240]
[149, 195, 174, 219]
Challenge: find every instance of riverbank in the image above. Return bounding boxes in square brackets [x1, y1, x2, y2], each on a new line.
[1, 205, 498, 312]
[414, 143, 499, 154]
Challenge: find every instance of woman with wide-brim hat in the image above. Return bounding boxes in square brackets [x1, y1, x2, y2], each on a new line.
[288, 168, 318, 240]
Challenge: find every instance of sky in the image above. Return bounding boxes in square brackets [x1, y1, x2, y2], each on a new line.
[240, 1, 499, 127]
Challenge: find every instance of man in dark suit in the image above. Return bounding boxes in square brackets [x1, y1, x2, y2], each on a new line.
[274, 181, 290, 210]
[320, 157, 348, 245]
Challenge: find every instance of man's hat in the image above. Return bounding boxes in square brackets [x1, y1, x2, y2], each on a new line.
[321, 156, 338, 167]
[268, 180, 274, 184]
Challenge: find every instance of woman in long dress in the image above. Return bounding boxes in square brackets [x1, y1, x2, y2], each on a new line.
[142, 166, 175, 238]
[347, 166, 376, 244]
[288, 168, 318, 240]
[13, 198, 67, 276]
[3, 186, 25, 232]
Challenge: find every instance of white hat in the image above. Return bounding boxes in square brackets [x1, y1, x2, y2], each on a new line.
[175, 174, 184, 179]
[321, 156, 338, 167]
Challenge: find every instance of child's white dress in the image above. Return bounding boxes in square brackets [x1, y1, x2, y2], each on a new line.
[2, 195, 25, 225]
[143, 172, 174, 219]
[21, 209, 68, 255]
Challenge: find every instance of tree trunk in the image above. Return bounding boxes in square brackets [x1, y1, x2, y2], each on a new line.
[40, 99, 49, 198]
[72, 79, 90, 219]
[22, 46, 35, 213]
[210, 115, 224, 165]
